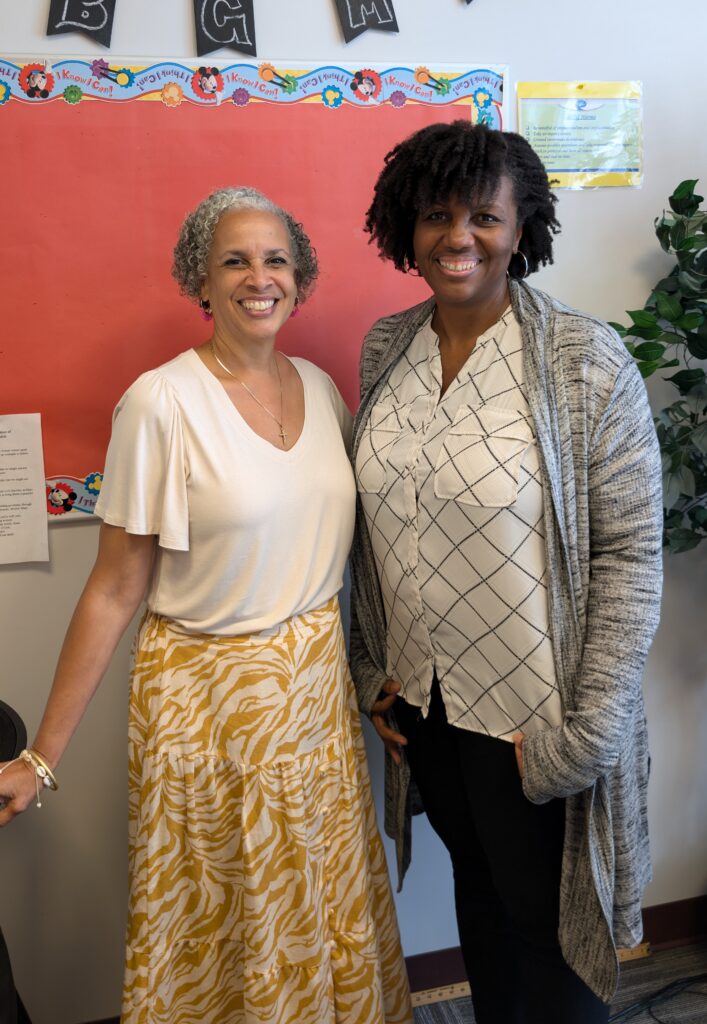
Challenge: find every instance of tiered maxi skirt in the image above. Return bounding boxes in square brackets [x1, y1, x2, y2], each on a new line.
[122, 597, 412, 1024]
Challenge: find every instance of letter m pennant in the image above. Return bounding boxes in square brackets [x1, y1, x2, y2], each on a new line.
[47, 0, 117, 48]
[194, 0, 257, 57]
[333, 0, 399, 43]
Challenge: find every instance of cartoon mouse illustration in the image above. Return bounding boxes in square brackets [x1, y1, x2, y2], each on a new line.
[46, 483, 78, 515]
[198, 66, 220, 95]
[191, 66, 224, 105]
[20, 62, 55, 99]
[350, 69, 381, 102]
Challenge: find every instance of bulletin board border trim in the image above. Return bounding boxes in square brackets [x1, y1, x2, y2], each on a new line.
[0, 57, 507, 118]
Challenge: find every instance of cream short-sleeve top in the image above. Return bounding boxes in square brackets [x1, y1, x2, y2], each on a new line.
[95, 349, 355, 635]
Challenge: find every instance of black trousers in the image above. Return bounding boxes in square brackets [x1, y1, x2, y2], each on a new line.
[395, 683, 609, 1024]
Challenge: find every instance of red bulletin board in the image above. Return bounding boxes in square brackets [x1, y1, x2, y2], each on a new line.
[0, 63, 497, 486]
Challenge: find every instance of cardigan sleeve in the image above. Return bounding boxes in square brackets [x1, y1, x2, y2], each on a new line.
[348, 324, 395, 716]
[522, 357, 663, 803]
[349, 594, 389, 715]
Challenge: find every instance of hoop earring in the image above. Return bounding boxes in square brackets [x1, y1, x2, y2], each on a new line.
[199, 299, 213, 322]
[512, 250, 530, 280]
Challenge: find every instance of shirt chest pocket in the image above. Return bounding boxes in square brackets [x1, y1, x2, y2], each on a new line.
[434, 404, 533, 508]
[356, 403, 410, 494]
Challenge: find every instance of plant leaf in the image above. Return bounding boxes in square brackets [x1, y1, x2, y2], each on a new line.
[654, 274, 680, 293]
[678, 234, 707, 252]
[638, 360, 660, 379]
[655, 221, 672, 251]
[656, 292, 683, 323]
[667, 528, 702, 552]
[626, 324, 664, 341]
[665, 510, 685, 530]
[683, 384, 707, 414]
[669, 179, 703, 217]
[671, 179, 699, 199]
[608, 321, 627, 336]
[677, 465, 696, 497]
[677, 312, 703, 331]
[691, 421, 707, 455]
[665, 368, 706, 394]
[678, 269, 707, 293]
[663, 471, 683, 508]
[686, 331, 707, 359]
[633, 342, 666, 361]
[690, 506, 707, 527]
[663, 466, 696, 508]
[670, 221, 688, 249]
[628, 309, 658, 328]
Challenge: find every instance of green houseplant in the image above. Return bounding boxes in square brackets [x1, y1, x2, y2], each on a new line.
[610, 180, 707, 552]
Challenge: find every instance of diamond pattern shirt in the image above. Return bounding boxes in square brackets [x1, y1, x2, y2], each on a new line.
[356, 309, 561, 740]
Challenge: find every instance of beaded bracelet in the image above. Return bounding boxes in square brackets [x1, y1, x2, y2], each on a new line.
[0, 748, 59, 808]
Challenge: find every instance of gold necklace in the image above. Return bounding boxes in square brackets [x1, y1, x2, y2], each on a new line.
[211, 342, 287, 447]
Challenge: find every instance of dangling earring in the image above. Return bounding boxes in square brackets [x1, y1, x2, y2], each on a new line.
[511, 250, 530, 280]
[290, 296, 300, 318]
[199, 298, 213, 321]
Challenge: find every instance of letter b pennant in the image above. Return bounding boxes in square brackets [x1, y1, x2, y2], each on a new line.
[46, 0, 117, 48]
[194, 0, 257, 57]
[333, 0, 399, 43]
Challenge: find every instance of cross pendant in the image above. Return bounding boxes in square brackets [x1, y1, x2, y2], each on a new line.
[279, 426, 288, 445]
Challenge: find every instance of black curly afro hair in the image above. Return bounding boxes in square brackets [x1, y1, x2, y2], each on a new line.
[365, 120, 560, 279]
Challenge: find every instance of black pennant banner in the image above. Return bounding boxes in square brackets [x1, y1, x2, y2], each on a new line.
[46, 0, 117, 48]
[43, 1, 476, 54]
[194, 0, 257, 57]
[333, 0, 399, 43]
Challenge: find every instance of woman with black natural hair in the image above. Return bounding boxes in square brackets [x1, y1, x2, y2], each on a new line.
[349, 121, 663, 1023]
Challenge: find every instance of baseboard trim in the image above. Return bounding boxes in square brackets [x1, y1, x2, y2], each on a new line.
[405, 944, 466, 994]
[405, 895, 707, 993]
[642, 894, 707, 950]
[79, 895, 707, 1021]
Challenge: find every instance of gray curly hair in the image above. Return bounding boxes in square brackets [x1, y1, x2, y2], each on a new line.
[172, 186, 319, 302]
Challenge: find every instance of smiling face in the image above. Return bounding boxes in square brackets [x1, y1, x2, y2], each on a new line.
[201, 208, 297, 348]
[412, 175, 522, 315]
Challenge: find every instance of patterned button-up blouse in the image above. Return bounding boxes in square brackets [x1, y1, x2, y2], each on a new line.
[355, 309, 561, 740]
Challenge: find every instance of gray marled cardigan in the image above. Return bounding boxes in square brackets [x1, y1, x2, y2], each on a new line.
[349, 280, 663, 1003]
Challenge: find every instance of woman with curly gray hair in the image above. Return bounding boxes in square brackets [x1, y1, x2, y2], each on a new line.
[0, 187, 412, 1024]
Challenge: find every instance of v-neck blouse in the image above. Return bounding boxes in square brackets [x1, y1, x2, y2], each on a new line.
[95, 349, 355, 635]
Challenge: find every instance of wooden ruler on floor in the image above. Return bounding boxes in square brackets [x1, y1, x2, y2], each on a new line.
[412, 983, 471, 1007]
[618, 942, 651, 963]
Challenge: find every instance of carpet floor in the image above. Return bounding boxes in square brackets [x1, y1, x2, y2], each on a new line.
[413, 943, 707, 1023]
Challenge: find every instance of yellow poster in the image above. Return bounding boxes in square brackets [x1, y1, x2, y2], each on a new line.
[517, 81, 642, 188]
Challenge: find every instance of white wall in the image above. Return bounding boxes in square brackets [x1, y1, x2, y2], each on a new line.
[1, 2, 706, 1021]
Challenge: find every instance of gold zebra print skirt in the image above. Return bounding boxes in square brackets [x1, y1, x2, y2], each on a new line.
[122, 597, 412, 1024]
